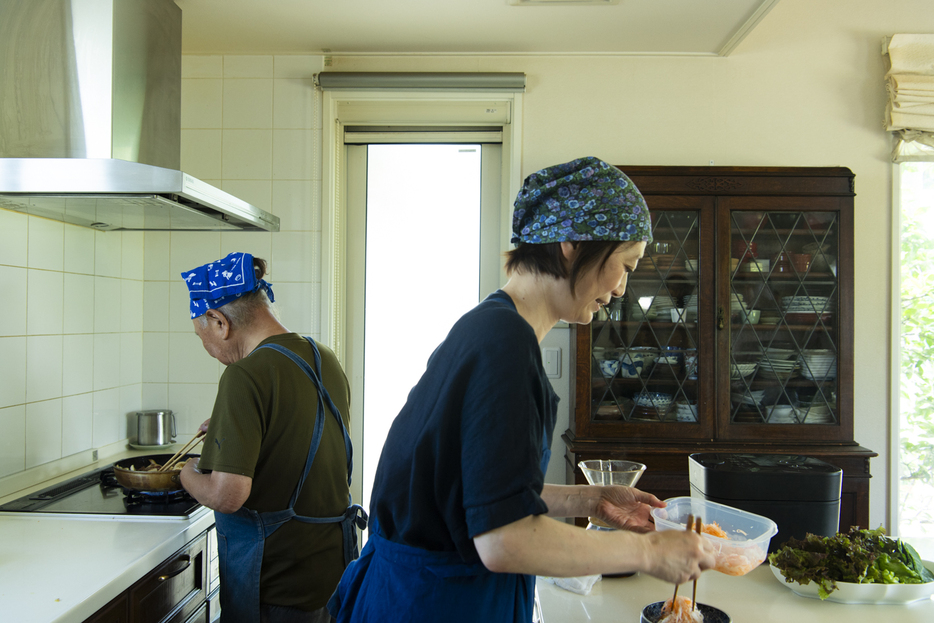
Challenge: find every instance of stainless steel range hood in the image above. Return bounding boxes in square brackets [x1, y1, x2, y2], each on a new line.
[0, 0, 279, 232]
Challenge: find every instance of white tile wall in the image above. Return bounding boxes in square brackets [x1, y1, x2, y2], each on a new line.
[0, 209, 28, 266]
[0, 214, 147, 478]
[0, 54, 324, 480]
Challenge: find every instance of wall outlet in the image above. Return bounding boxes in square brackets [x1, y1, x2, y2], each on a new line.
[92, 449, 98, 461]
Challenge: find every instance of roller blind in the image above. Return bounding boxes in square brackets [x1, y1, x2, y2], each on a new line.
[317, 72, 526, 92]
[884, 35, 934, 162]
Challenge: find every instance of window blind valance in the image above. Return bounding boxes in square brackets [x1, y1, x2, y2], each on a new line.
[884, 34, 934, 162]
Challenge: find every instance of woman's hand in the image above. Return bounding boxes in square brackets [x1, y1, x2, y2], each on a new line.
[639, 530, 717, 584]
[592, 486, 665, 533]
[198, 418, 210, 434]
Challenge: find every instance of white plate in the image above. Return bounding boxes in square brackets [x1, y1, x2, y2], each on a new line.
[770, 562, 934, 604]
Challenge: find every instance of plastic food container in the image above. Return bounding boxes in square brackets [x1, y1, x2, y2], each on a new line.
[651, 497, 778, 576]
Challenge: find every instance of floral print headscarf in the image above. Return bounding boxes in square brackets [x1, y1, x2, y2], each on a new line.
[511, 157, 652, 245]
[181, 252, 275, 319]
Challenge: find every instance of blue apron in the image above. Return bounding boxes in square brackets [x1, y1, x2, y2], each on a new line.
[327, 429, 552, 623]
[216, 337, 368, 623]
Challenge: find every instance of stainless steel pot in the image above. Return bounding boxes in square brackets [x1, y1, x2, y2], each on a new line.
[136, 410, 176, 446]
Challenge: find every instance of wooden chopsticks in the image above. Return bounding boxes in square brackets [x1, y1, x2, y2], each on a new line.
[672, 513, 704, 611]
[671, 513, 694, 604]
[692, 516, 703, 611]
[158, 430, 205, 472]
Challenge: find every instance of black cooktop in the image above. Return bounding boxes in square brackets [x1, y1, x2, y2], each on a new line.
[0, 464, 203, 519]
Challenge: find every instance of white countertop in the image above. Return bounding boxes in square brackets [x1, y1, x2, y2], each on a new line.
[0, 510, 215, 623]
[0, 445, 215, 623]
[538, 564, 934, 622]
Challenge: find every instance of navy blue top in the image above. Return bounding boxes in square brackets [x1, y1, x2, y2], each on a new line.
[370, 290, 560, 563]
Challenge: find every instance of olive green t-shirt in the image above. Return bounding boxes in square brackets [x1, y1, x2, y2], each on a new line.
[198, 333, 352, 611]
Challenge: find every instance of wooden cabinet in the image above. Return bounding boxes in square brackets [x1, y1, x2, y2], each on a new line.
[564, 166, 876, 531]
[85, 528, 210, 623]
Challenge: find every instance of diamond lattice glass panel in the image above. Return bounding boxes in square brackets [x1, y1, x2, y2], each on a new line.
[590, 210, 701, 424]
[729, 210, 839, 425]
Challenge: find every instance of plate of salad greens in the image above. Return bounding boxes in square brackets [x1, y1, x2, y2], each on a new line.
[768, 527, 934, 604]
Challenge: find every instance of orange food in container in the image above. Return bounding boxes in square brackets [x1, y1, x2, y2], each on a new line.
[651, 497, 778, 576]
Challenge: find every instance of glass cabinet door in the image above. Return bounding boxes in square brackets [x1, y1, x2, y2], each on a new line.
[583, 200, 716, 440]
[720, 201, 852, 441]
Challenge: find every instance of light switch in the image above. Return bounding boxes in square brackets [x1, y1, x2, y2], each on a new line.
[543, 347, 561, 378]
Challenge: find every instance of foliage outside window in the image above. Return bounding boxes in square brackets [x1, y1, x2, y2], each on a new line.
[899, 161, 934, 538]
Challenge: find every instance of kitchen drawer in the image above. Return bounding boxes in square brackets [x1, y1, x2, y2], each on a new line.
[130, 533, 207, 623]
[183, 602, 208, 623]
[84, 592, 128, 623]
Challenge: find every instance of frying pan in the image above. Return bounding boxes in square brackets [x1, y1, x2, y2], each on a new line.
[113, 453, 199, 492]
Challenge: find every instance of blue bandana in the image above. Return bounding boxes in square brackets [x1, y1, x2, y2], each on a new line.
[181, 252, 275, 319]
[511, 157, 652, 245]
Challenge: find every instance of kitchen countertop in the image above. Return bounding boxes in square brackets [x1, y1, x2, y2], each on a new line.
[0, 510, 215, 623]
[538, 564, 934, 622]
[0, 445, 215, 623]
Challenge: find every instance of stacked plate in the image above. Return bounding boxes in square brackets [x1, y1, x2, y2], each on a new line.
[782, 295, 831, 314]
[731, 390, 767, 406]
[730, 362, 758, 380]
[782, 295, 833, 323]
[799, 403, 834, 424]
[765, 404, 799, 424]
[683, 294, 700, 320]
[650, 254, 684, 271]
[683, 293, 746, 320]
[757, 357, 799, 381]
[759, 311, 783, 325]
[648, 294, 677, 320]
[799, 350, 837, 380]
[763, 347, 797, 360]
[673, 401, 698, 422]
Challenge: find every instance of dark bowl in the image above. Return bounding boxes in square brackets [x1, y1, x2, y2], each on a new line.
[641, 601, 731, 623]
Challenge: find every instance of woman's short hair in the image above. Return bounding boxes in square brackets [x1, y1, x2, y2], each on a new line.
[504, 240, 639, 295]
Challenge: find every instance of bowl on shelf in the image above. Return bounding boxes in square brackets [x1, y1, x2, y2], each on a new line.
[685, 258, 700, 272]
[598, 359, 620, 377]
[633, 391, 674, 410]
[618, 352, 645, 378]
[740, 309, 761, 324]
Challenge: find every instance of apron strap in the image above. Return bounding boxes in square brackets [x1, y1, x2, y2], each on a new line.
[254, 341, 348, 511]
[294, 504, 369, 566]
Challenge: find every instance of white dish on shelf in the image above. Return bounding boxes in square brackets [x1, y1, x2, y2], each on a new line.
[769, 563, 934, 604]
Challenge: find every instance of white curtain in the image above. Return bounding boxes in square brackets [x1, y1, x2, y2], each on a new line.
[885, 34, 934, 162]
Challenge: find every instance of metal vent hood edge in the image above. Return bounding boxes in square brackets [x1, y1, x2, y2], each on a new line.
[0, 0, 279, 233]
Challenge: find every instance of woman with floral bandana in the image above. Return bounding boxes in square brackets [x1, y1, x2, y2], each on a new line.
[328, 157, 715, 623]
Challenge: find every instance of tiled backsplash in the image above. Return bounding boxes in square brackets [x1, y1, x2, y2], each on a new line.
[0, 211, 145, 476]
[0, 55, 324, 481]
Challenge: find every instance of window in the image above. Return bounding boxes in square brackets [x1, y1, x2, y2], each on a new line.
[898, 162, 934, 557]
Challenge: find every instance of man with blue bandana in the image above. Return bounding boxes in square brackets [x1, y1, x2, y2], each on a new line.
[328, 158, 713, 623]
[179, 252, 365, 623]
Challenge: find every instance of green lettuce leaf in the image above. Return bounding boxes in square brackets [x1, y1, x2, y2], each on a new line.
[768, 527, 933, 599]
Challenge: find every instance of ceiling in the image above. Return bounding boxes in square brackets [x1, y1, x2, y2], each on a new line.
[175, 0, 781, 57]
